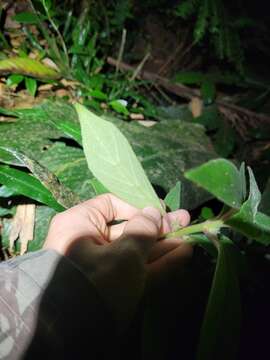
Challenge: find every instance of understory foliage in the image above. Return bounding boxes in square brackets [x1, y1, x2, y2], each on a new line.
[175, 0, 248, 71]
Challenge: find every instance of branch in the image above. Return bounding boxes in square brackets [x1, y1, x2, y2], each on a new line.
[107, 57, 270, 126]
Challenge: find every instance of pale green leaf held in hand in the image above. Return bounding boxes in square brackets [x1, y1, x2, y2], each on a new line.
[75, 103, 164, 213]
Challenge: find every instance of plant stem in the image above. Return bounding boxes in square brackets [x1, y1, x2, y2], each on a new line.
[162, 219, 225, 240]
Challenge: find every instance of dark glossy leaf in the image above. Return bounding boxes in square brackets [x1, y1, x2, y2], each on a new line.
[0, 165, 64, 211]
[197, 237, 241, 360]
[213, 124, 235, 157]
[1, 147, 80, 208]
[200, 207, 214, 220]
[164, 181, 182, 211]
[201, 80, 216, 104]
[0, 147, 24, 166]
[185, 159, 243, 208]
[48, 120, 82, 145]
[12, 12, 40, 24]
[174, 71, 205, 84]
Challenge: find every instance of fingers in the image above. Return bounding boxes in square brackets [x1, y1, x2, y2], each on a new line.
[80, 193, 139, 223]
[116, 207, 161, 260]
[161, 209, 191, 233]
[108, 207, 191, 241]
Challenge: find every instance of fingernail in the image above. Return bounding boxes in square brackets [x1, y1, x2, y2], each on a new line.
[142, 207, 161, 226]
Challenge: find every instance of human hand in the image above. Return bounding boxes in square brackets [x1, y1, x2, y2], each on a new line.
[43, 194, 192, 330]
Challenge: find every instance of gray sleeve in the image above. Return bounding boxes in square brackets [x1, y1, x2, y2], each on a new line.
[0, 250, 115, 360]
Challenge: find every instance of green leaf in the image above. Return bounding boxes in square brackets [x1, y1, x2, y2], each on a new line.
[25, 77, 37, 97]
[213, 123, 235, 157]
[0, 185, 18, 198]
[239, 162, 247, 200]
[109, 100, 129, 116]
[12, 12, 40, 24]
[164, 181, 181, 211]
[200, 207, 214, 220]
[197, 237, 242, 360]
[76, 103, 164, 212]
[174, 71, 205, 84]
[0, 100, 217, 209]
[0, 147, 80, 209]
[89, 89, 108, 101]
[241, 167, 261, 221]
[227, 211, 270, 245]
[6, 74, 24, 87]
[201, 80, 216, 104]
[185, 159, 243, 208]
[0, 165, 64, 212]
[0, 146, 24, 166]
[48, 120, 82, 145]
[89, 178, 109, 195]
[0, 57, 60, 79]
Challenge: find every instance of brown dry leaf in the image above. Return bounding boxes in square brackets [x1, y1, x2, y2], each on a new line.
[55, 89, 70, 98]
[60, 78, 80, 89]
[129, 113, 144, 120]
[38, 83, 54, 91]
[9, 204, 36, 255]
[42, 58, 59, 71]
[189, 97, 203, 118]
[138, 120, 156, 127]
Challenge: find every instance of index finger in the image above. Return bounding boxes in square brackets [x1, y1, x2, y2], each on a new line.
[80, 193, 140, 223]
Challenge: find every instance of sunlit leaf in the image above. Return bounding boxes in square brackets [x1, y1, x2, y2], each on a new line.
[185, 159, 243, 208]
[0, 57, 60, 79]
[76, 103, 164, 212]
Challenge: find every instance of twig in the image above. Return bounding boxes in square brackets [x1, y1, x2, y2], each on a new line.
[116, 28, 127, 74]
[107, 57, 270, 127]
[130, 52, 151, 81]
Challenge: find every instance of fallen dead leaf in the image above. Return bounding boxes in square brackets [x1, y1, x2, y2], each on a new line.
[129, 113, 144, 120]
[60, 78, 80, 89]
[189, 97, 203, 118]
[9, 204, 36, 255]
[38, 83, 54, 91]
[42, 58, 60, 71]
[55, 89, 70, 97]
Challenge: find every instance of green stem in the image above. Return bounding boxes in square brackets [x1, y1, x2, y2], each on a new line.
[162, 219, 225, 240]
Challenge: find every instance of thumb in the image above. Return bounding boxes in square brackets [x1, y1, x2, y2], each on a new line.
[118, 207, 162, 261]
